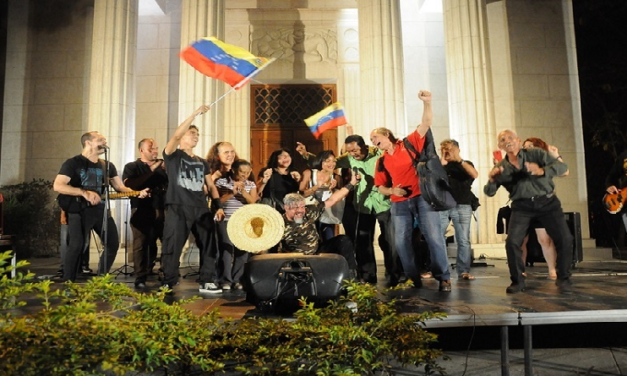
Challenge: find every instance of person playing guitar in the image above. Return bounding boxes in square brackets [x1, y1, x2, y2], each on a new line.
[53, 131, 149, 282]
[604, 151, 627, 232]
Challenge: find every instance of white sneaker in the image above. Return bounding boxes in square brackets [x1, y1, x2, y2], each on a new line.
[199, 282, 222, 294]
[221, 283, 231, 291]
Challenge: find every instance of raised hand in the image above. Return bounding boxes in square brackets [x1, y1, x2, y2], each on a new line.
[295, 142, 308, 157]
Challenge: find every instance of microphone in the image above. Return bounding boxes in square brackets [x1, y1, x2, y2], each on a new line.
[352, 167, 361, 180]
[98, 145, 109, 150]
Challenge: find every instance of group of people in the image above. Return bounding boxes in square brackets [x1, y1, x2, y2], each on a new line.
[52, 90, 577, 295]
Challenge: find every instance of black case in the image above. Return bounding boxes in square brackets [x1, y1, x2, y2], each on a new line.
[526, 211, 583, 266]
[243, 253, 349, 312]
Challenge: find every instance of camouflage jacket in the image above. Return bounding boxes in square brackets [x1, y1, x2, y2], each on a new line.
[279, 202, 326, 254]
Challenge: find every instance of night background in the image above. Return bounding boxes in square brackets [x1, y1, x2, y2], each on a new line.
[574, 0, 627, 251]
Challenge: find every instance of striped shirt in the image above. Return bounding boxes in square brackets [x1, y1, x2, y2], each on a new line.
[215, 177, 256, 220]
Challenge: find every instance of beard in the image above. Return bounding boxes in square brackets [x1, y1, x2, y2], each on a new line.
[294, 217, 304, 224]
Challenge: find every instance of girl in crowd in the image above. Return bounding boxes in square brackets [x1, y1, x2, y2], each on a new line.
[257, 148, 301, 214]
[206, 142, 238, 181]
[521, 137, 568, 280]
[299, 150, 343, 240]
[214, 159, 258, 290]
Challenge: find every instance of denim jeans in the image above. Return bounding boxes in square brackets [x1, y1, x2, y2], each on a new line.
[391, 195, 451, 282]
[440, 204, 473, 276]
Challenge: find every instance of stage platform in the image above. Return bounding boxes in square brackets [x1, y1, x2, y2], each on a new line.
[12, 249, 627, 375]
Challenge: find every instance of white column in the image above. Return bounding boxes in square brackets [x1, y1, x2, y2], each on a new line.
[358, 0, 407, 135]
[0, 0, 29, 184]
[88, 0, 138, 168]
[443, 0, 498, 244]
[178, 0, 225, 154]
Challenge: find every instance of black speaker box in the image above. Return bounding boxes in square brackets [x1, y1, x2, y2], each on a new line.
[243, 253, 349, 312]
[526, 211, 583, 266]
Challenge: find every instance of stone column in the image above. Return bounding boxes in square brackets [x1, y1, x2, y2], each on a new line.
[88, 0, 138, 168]
[178, 0, 225, 154]
[357, 0, 406, 135]
[443, 0, 497, 244]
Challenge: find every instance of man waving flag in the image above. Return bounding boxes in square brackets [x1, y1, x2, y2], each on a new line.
[304, 102, 348, 139]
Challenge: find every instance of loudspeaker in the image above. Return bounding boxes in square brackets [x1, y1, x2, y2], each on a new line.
[526, 212, 583, 266]
[566, 212, 583, 264]
[243, 253, 349, 312]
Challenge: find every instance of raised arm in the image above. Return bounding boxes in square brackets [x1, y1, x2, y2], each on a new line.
[164, 105, 210, 155]
[416, 90, 433, 137]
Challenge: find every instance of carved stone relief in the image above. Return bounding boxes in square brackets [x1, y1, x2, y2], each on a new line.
[251, 28, 338, 64]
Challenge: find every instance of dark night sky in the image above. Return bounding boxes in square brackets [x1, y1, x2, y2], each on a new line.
[573, 0, 627, 246]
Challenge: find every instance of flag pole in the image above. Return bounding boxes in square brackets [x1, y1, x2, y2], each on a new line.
[195, 57, 277, 116]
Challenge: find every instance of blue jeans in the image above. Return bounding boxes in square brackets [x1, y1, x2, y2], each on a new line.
[391, 195, 451, 282]
[440, 204, 473, 276]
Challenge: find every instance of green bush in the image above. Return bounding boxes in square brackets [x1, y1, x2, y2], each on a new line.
[0, 251, 447, 375]
[0, 179, 60, 258]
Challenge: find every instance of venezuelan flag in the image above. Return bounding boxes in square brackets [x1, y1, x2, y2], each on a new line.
[304, 103, 348, 139]
[180, 37, 269, 88]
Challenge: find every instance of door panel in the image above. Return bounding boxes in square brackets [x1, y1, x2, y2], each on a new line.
[250, 84, 339, 177]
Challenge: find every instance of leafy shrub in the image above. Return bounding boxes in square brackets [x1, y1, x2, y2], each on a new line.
[0, 252, 446, 375]
[0, 179, 60, 258]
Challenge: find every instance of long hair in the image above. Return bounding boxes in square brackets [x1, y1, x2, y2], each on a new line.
[523, 137, 549, 152]
[259, 148, 296, 177]
[371, 127, 398, 143]
[206, 142, 239, 173]
[311, 150, 336, 170]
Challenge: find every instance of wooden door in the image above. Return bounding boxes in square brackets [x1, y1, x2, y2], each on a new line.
[250, 84, 338, 177]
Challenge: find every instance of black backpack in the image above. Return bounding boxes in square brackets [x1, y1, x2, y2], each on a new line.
[403, 129, 457, 211]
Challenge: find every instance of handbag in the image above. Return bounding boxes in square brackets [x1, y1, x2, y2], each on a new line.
[403, 130, 457, 211]
[308, 170, 344, 224]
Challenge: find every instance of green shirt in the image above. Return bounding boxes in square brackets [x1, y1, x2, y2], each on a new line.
[336, 147, 391, 214]
[483, 148, 568, 201]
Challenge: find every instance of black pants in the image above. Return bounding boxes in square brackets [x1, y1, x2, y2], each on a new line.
[506, 195, 573, 284]
[342, 202, 401, 282]
[161, 205, 217, 286]
[65, 206, 119, 282]
[130, 207, 164, 283]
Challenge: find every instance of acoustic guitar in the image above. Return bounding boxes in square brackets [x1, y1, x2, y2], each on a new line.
[602, 190, 627, 214]
[58, 190, 141, 213]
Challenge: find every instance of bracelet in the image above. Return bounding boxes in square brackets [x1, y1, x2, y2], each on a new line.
[344, 183, 355, 192]
[211, 199, 223, 211]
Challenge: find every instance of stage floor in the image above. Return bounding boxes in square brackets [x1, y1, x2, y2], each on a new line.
[19, 253, 627, 325]
[10, 252, 627, 375]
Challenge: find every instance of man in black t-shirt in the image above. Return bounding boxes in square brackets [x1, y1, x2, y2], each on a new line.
[160, 105, 225, 294]
[438, 139, 479, 280]
[53, 131, 148, 282]
[122, 138, 168, 288]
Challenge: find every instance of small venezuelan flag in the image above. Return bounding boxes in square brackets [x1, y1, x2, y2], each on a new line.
[180, 37, 269, 88]
[304, 103, 347, 139]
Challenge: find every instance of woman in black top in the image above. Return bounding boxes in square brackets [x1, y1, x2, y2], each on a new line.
[257, 148, 301, 214]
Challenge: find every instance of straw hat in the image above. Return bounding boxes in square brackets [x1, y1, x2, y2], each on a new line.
[227, 203, 285, 253]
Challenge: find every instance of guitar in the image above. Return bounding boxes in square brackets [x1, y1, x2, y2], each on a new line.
[602, 190, 627, 214]
[58, 191, 142, 213]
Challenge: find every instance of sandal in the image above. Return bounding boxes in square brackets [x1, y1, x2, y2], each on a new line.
[460, 273, 475, 280]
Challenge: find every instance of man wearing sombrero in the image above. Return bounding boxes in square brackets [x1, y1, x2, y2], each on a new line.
[278, 171, 359, 276]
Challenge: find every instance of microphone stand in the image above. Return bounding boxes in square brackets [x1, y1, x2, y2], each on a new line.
[99, 147, 111, 276]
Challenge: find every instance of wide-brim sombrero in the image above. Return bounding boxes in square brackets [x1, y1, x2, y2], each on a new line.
[227, 203, 285, 253]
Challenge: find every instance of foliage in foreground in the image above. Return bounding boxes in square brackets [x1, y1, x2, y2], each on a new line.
[0, 251, 447, 375]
